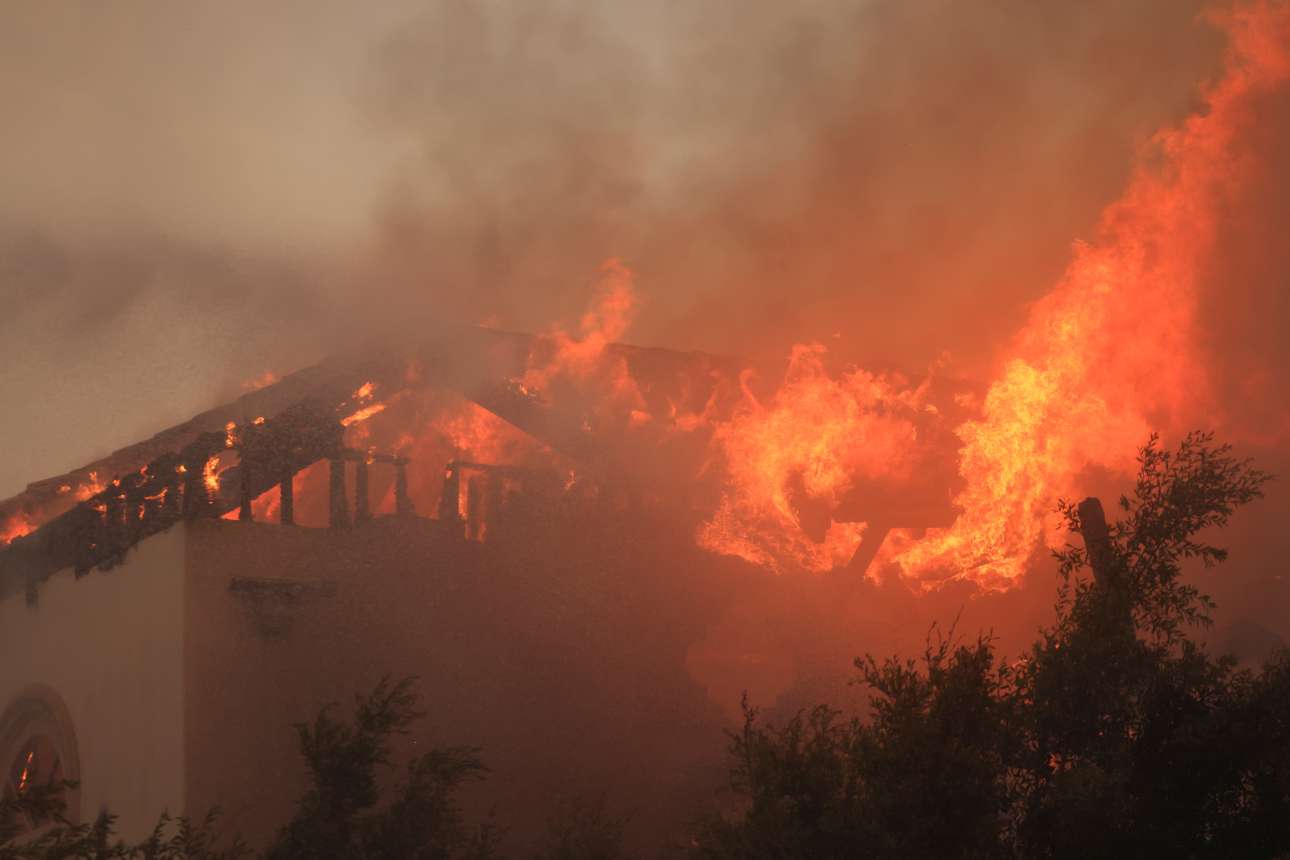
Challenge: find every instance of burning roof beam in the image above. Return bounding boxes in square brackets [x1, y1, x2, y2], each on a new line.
[0, 324, 741, 599]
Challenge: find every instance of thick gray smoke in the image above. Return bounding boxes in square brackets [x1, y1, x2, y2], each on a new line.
[0, 0, 1226, 497]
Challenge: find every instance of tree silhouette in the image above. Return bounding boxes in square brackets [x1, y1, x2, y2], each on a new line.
[693, 432, 1288, 859]
[264, 676, 497, 860]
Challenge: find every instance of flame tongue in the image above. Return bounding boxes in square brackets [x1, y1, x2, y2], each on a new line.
[8, 4, 1290, 591]
[341, 381, 388, 427]
[515, 258, 646, 435]
[203, 455, 221, 494]
[688, 5, 1290, 589]
[697, 344, 924, 574]
[1, 470, 107, 547]
[892, 3, 1290, 590]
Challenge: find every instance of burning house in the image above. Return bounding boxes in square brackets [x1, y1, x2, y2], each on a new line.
[0, 319, 971, 850]
[5, 5, 1290, 852]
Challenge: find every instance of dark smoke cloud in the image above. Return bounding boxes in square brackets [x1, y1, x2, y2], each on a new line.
[358, 0, 1224, 372]
[0, 1, 1225, 494]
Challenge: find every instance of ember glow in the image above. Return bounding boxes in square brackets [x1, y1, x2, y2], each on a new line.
[341, 381, 388, 427]
[0, 470, 106, 546]
[0, 512, 34, 547]
[203, 455, 221, 494]
[435, 402, 521, 464]
[76, 472, 104, 500]
[241, 370, 280, 392]
[16, 750, 32, 794]
[341, 404, 388, 428]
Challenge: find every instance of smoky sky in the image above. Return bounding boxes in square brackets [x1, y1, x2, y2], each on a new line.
[0, 0, 1228, 498]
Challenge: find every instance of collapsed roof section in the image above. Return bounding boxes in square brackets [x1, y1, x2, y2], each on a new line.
[0, 325, 743, 601]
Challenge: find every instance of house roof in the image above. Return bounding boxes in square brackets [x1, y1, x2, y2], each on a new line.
[0, 325, 740, 601]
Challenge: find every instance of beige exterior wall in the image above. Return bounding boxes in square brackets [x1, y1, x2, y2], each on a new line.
[0, 526, 187, 840]
[3, 513, 727, 854]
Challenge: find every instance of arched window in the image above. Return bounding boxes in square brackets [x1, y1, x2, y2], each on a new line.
[0, 687, 80, 827]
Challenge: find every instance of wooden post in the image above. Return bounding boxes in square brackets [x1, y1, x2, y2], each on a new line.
[355, 458, 371, 524]
[73, 504, 102, 578]
[182, 468, 202, 518]
[466, 474, 484, 541]
[484, 475, 502, 536]
[106, 488, 126, 555]
[329, 458, 350, 528]
[438, 463, 462, 536]
[847, 521, 892, 579]
[239, 463, 254, 522]
[395, 459, 413, 516]
[164, 474, 181, 517]
[280, 465, 295, 526]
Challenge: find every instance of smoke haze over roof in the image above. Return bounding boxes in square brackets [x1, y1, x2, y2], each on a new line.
[0, 1, 1232, 497]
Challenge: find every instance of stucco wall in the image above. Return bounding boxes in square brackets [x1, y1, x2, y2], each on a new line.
[180, 515, 728, 855]
[0, 526, 187, 840]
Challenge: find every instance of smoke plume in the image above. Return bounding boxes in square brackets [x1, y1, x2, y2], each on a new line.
[0, 0, 1228, 496]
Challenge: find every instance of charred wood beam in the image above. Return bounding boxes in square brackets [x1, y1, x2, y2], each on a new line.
[354, 459, 371, 524]
[395, 459, 413, 516]
[846, 522, 894, 579]
[2, 325, 738, 550]
[239, 463, 254, 522]
[279, 466, 295, 526]
[439, 464, 463, 532]
[0, 346, 406, 530]
[2, 326, 739, 601]
[1, 404, 349, 599]
[328, 458, 349, 529]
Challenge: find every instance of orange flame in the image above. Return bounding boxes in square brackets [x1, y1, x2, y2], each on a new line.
[436, 401, 514, 463]
[685, 5, 1290, 590]
[203, 455, 221, 494]
[341, 403, 388, 427]
[252, 486, 280, 522]
[75, 471, 105, 500]
[0, 512, 35, 547]
[241, 370, 279, 392]
[517, 258, 647, 424]
[1, 468, 108, 546]
[698, 344, 922, 573]
[889, 3, 1290, 590]
[341, 381, 387, 427]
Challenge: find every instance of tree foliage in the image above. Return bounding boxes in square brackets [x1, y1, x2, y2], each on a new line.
[264, 676, 497, 860]
[533, 796, 636, 860]
[694, 432, 1288, 858]
[1, 784, 245, 860]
